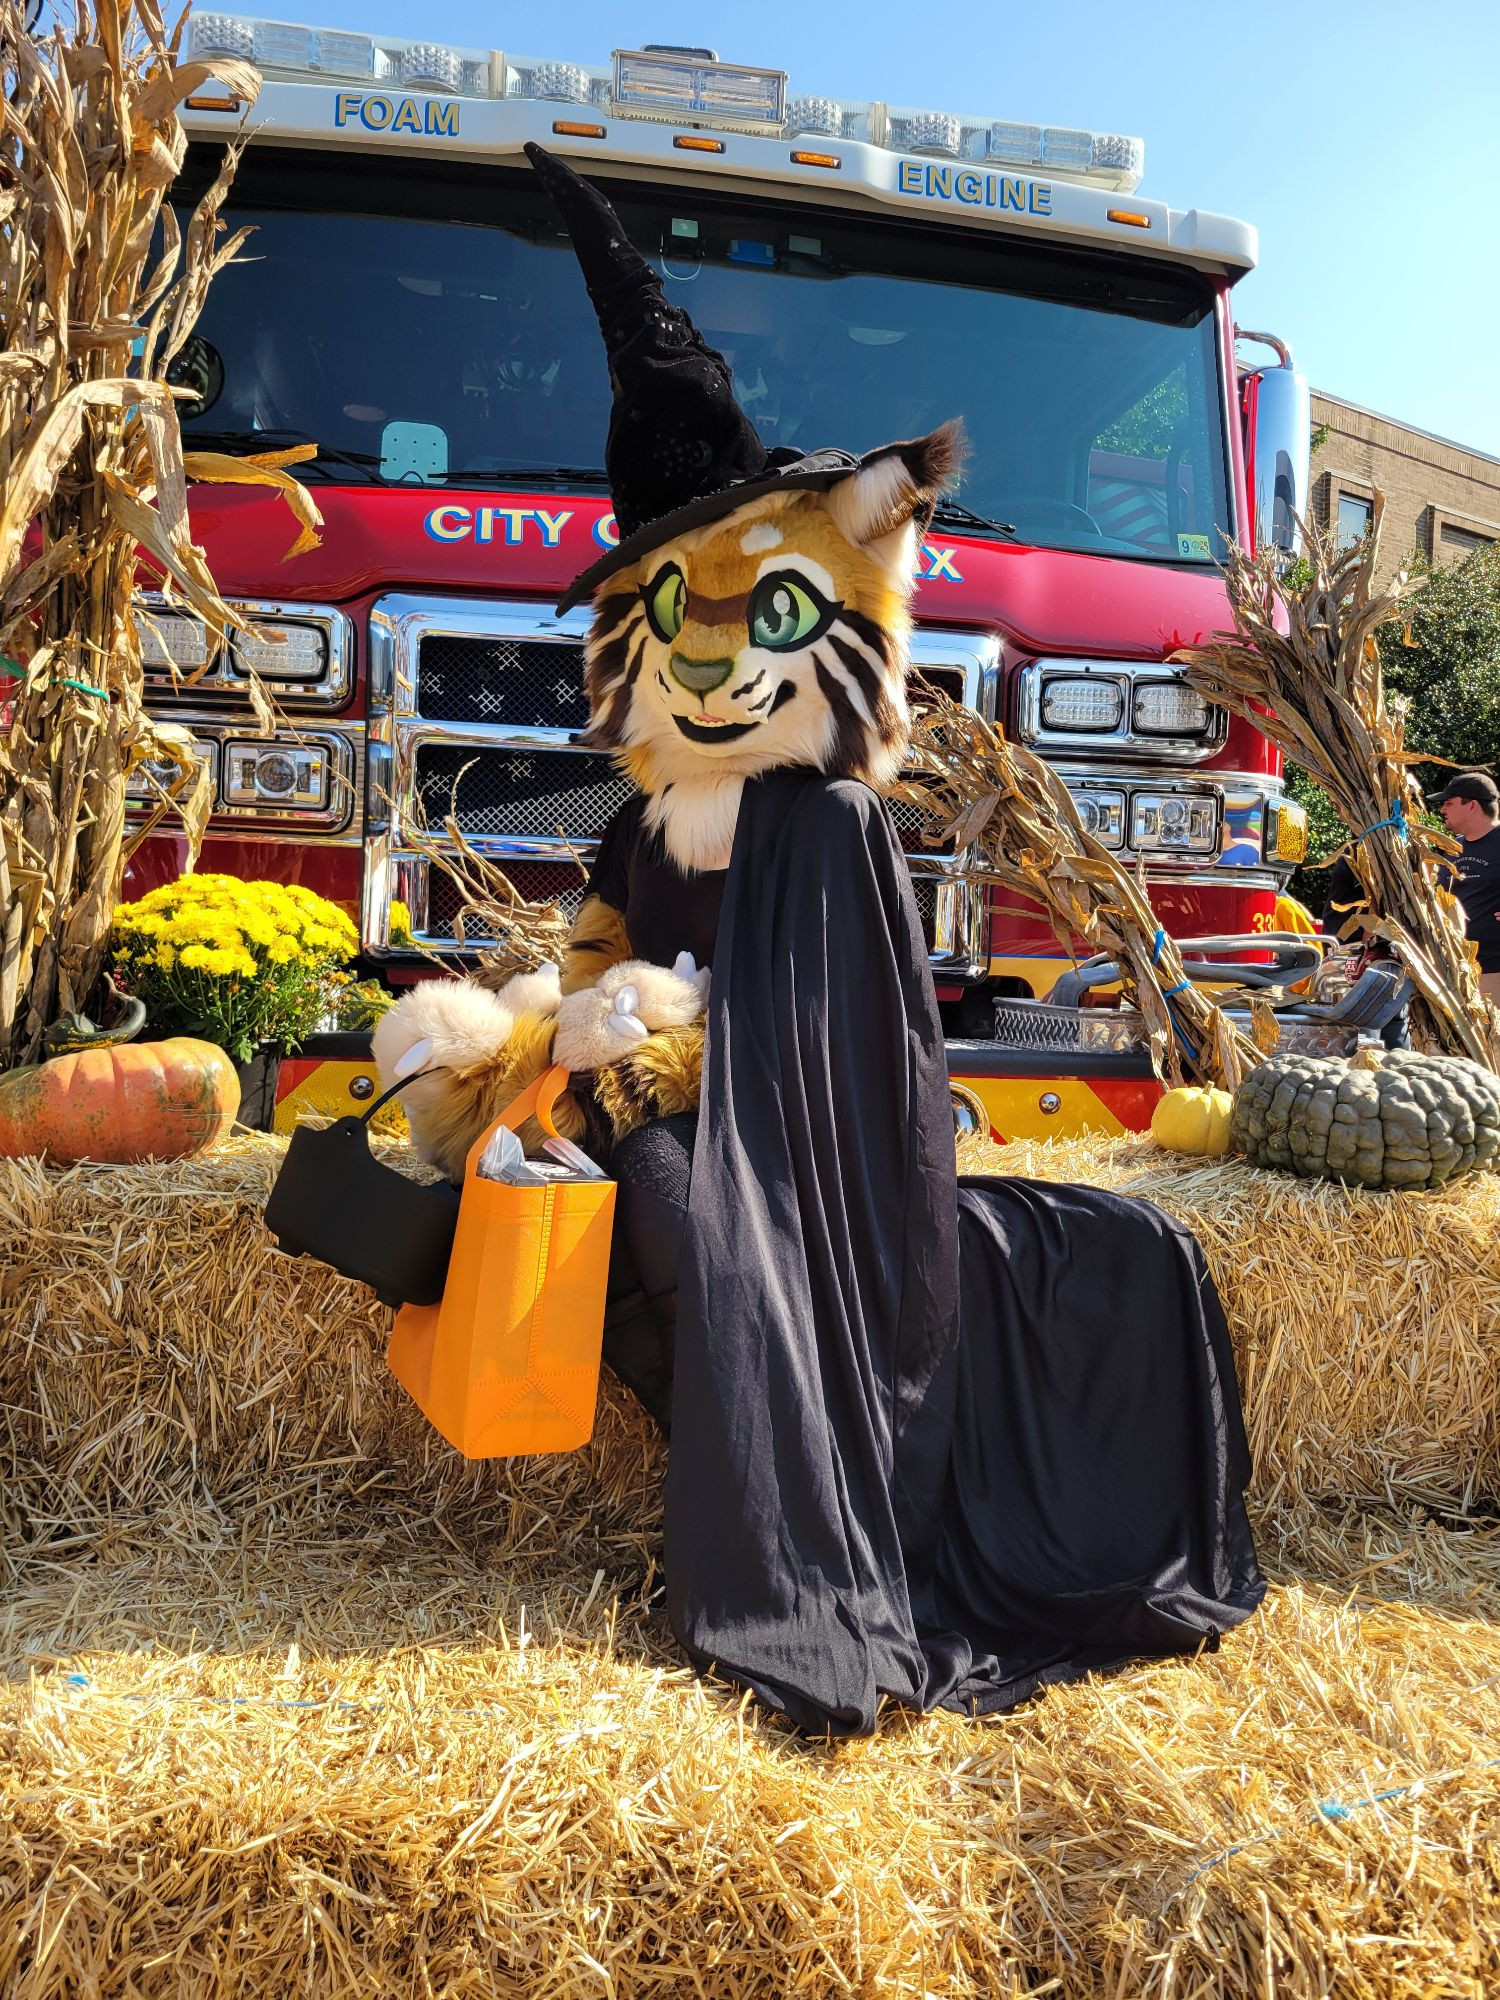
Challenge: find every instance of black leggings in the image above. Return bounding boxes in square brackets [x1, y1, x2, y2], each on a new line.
[602, 1113, 695, 1431]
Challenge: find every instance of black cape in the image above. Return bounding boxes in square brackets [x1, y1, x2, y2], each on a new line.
[663, 769, 1263, 1735]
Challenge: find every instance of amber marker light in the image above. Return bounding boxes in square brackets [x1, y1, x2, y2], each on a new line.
[186, 93, 243, 111]
[1107, 209, 1152, 228]
[553, 120, 607, 139]
[791, 149, 842, 169]
[673, 134, 726, 153]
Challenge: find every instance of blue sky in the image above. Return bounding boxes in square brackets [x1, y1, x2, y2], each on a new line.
[222, 0, 1499, 455]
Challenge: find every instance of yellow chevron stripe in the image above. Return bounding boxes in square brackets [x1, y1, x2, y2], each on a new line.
[273, 1061, 409, 1139]
[961, 1075, 1129, 1144]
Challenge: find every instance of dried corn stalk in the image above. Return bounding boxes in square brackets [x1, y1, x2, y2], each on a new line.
[0, 0, 319, 1066]
[1173, 502, 1500, 1074]
[398, 760, 580, 983]
[901, 697, 1263, 1089]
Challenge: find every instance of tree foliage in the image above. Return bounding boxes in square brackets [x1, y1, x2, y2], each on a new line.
[1381, 541, 1500, 777]
[1094, 371, 1187, 460]
[1289, 541, 1500, 911]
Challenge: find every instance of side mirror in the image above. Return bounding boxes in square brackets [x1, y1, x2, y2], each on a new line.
[1237, 330, 1310, 559]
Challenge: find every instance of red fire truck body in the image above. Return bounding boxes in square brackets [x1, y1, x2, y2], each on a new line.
[130, 19, 1310, 1137]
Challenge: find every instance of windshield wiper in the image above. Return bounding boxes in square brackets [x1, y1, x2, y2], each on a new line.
[181, 427, 391, 480]
[426, 465, 610, 489]
[929, 498, 1018, 540]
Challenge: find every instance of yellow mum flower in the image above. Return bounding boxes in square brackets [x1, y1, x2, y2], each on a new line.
[267, 937, 300, 965]
[239, 914, 280, 951]
[155, 941, 177, 971]
[196, 924, 246, 953]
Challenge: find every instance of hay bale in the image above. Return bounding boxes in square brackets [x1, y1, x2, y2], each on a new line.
[5, 1133, 1498, 1525]
[0, 1140, 666, 1543]
[2, 1496, 1498, 1997]
[960, 1135, 1500, 1512]
[6, 1141, 1500, 1993]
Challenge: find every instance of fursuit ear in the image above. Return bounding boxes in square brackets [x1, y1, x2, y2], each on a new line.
[826, 419, 968, 548]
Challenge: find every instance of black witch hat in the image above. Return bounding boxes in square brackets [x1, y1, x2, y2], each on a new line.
[525, 143, 868, 614]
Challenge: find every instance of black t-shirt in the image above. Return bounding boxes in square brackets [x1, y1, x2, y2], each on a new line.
[1321, 855, 1366, 938]
[586, 794, 726, 970]
[1447, 824, 1500, 971]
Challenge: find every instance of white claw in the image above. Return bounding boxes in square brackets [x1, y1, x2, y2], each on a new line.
[393, 1035, 435, 1079]
[672, 951, 698, 980]
[608, 985, 649, 1042]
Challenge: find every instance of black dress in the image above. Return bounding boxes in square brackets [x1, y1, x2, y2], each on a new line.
[602, 770, 1264, 1734]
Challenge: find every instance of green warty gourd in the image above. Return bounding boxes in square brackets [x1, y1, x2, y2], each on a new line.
[1230, 1047, 1500, 1190]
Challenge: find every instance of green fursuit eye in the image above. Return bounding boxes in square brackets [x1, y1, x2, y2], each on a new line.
[748, 574, 834, 651]
[643, 565, 686, 642]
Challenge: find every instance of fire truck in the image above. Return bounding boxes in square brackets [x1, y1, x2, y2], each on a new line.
[129, 18, 1312, 1138]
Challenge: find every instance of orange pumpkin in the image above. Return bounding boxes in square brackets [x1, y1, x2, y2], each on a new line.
[0, 1037, 241, 1164]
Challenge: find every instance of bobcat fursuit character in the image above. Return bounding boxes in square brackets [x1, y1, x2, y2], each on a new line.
[372, 445, 949, 1180]
[376, 144, 1264, 1738]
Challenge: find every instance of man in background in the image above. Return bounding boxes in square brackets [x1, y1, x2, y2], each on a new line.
[1431, 773, 1500, 1003]
[1316, 853, 1409, 1048]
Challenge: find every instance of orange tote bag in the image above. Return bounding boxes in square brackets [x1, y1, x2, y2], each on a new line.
[388, 1065, 616, 1458]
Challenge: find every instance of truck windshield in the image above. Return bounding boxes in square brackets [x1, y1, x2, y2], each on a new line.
[173, 146, 1233, 565]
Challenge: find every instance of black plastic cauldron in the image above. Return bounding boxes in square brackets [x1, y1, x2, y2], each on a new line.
[262, 1075, 459, 1309]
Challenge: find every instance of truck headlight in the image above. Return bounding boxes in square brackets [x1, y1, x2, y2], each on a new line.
[126, 736, 217, 802]
[1039, 674, 1125, 732]
[1069, 787, 1126, 848]
[1131, 680, 1211, 737]
[230, 622, 329, 683]
[1129, 791, 1218, 854]
[223, 739, 331, 809]
[139, 611, 211, 677]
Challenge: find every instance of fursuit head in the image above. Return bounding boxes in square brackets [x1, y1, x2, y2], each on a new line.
[580, 423, 966, 875]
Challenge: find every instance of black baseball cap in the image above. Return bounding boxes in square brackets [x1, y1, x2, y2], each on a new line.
[1427, 771, 1500, 811]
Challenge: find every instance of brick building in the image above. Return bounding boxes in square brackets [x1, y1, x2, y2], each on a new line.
[1310, 391, 1500, 584]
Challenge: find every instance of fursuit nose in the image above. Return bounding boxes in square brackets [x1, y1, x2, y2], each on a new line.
[668, 652, 735, 694]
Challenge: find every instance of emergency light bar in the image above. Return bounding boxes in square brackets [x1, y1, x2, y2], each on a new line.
[612, 49, 787, 132]
[185, 12, 1145, 191]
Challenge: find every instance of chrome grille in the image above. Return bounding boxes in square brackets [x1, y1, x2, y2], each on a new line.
[993, 999, 1101, 1052]
[911, 874, 939, 952]
[412, 743, 633, 842]
[427, 862, 590, 943]
[367, 592, 994, 980]
[888, 791, 955, 857]
[909, 662, 967, 705]
[416, 634, 590, 732]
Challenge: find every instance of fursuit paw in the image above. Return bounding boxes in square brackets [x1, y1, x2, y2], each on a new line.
[371, 977, 578, 1180]
[371, 977, 517, 1090]
[552, 957, 707, 1073]
[483, 959, 563, 1018]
